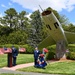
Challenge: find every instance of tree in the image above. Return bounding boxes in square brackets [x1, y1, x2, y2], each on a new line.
[0, 8, 30, 45]
[18, 11, 29, 30]
[0, 25, 13, 36]
[63, 23, 75, 32]
[28, 10, 43, 47]
[4, 8, 18, 28]
[59, 14, 69, 25]
[0, 25, 13, 44]
[8, 30, 28, 44]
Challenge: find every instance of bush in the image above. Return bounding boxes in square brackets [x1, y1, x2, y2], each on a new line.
[66, 44, 75, 60]
[46, 45, 56, 60]
[22, 44, 34, 54]
[67, 52, 75, 60]
[46, 51, 55, 60]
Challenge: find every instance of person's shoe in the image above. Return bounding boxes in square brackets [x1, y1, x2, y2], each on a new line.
[13, 64, 16, 66]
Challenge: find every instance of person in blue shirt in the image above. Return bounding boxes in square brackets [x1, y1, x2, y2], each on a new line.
[34, 47, 40, 66]
[12, 46, 18, 66]
[36, 54, 47, 68]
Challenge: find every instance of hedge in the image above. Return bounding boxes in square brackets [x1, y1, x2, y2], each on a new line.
[46, 45, 56, 60]
[67, 44, 75, 60]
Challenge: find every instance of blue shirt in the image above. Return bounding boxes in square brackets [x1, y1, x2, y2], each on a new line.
[34, 50, 40, 59]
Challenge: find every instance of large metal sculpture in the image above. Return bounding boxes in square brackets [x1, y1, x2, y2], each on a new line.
[38, 10, 75, 59]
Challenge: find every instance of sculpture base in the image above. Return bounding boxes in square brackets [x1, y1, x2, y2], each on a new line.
[55, 40, 66, 60]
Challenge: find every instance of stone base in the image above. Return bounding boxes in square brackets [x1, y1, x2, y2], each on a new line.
[59, 54, 67, 60]
[56, 40, 66, 60]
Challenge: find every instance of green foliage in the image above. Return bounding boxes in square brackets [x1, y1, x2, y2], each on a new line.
[69, 48, 75, 52]
[0, 73, 22, 75]
[5, 8, 17, 16]
[0, 8, 29, 31]
[63, 23, 75, 32]
[67, 52, 75, 60]
[0, 29, 28, 44]
[8, 30, 28, 44]
[46, 51, 55, 60]
[4, 8, 18, 28]
[0, 35, 8, 44]
[21, 44, 34, 54]
[29, 10, 43, 47]
[0, 26, 13, 36]
[46, 45, 56, 60]
[59, 14, 69, 25]
[18, 11, 29, 30]
[66, 44, 75, 60]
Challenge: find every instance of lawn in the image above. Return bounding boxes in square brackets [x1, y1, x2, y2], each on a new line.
[0, 54, 34, 67]
[0, 73, 21, 75]
[18, 61, 75, 75]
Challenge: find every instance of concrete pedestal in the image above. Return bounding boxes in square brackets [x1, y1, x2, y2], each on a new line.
[56, 40, 66, 60]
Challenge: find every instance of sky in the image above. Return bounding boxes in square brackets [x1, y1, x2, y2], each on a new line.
[0, 0, 75, 25]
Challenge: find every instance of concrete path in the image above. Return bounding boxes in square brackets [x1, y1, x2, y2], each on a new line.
[2, 62, 34, 71]
[2, 60, 58, 71]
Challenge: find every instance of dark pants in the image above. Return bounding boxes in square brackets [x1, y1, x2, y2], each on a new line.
[34, 58, 38, 66]
[13, 57, 17, 66]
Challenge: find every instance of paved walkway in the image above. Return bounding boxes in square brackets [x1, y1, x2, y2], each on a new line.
[2, 60, 58, 71]
[2, 62, 34, 71]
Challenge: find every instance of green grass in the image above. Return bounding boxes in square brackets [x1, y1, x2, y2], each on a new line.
[0, 54, 34, 68]
[0, 73, 21, 75]
[18, 61, 75, 74]
[17, 54, 34, 64]
[0, 54, 7, 67]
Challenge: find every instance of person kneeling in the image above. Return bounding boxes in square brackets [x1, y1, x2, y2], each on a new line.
[35, 54, 47, 68]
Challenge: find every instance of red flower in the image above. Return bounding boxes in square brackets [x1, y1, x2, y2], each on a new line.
[39, 54, 44, 57]
[43, 48, 48, 53]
